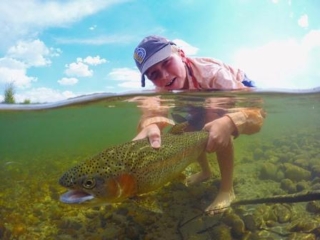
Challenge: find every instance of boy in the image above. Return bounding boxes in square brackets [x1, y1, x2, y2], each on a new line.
[132, 35, 264, 214]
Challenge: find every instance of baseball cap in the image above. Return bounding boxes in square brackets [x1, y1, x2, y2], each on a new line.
[133, 36, 175, 87]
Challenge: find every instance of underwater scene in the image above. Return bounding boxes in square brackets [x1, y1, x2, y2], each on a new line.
[0, 90, 320, 240]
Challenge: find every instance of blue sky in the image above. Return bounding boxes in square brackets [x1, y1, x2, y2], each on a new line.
[0, 0, 319, 103]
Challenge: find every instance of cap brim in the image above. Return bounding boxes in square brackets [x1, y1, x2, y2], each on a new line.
[141, 43, 172, 78]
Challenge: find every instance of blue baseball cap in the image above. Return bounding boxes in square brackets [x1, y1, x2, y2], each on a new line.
[133, 36, 175, 87]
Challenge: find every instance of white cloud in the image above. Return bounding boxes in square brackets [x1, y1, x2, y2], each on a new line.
[108, 68, 140, 81]
[55, 35, 135, 45]
[0, 57, 25, 69]
[172, 39, 199, 55]
[117, 81, 140, 88]
[0, 39, 60, 88]
[108, 67, 154, 89]
[6, 39, 60, 67]
[0, 0, 129, 49]
[15, 87, 76, 103]
[0, 58, 37, 88]
[298, 14, 309, 28]
[233, 30, 320, 89]
[58, 77, 78, 86]
[302, 30, 320, 51]
[82, 56, 107, 65]
[65, 61, 93, 77]
[64, 56, 107, 77]
[89, 25, 97, 31]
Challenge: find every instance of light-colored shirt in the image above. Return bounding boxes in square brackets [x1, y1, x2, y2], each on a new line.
[155, 57, 247, 91]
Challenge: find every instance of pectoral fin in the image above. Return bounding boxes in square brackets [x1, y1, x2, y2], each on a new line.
[131, 195, 163, 213]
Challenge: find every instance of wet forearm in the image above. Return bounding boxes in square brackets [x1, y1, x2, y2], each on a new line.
[135, 96, 174, 132]
[225, 108, 265, 136]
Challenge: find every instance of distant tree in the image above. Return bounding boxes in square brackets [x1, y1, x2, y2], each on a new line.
[4, 83, 16, 104]
[23, 99, 31, 104]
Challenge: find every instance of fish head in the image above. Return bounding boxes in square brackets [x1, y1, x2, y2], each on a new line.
[59, 172, 106, 205]
[59, 160, 137, 205]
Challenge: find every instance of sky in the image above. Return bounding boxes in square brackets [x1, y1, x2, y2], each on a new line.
[0, 0, 319, 103]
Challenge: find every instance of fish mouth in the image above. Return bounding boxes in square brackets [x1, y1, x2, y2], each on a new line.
[60, 189, 94, 204]
[165, 78, 176, 87]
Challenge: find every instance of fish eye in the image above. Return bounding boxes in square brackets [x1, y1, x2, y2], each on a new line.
[82, 178, 96, 189]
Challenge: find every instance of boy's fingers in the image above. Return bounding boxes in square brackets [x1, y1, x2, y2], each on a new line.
[150, 138, 161, 148]
[148, 130, 161, 149]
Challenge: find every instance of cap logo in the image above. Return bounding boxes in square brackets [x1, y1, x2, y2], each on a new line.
[134, 47, 146, 64]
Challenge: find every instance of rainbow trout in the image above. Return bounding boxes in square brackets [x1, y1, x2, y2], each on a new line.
[59, 125, 208, 205]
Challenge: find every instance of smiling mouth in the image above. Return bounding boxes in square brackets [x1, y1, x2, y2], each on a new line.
[165, 78, 176, 87]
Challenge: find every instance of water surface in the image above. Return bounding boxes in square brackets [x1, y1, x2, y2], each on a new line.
[1, 90, 319, 239]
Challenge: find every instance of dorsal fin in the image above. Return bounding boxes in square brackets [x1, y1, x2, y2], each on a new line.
[171, 113, 188, 123]
[168, 122, 189, 134]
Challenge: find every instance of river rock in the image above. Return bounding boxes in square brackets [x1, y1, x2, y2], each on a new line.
[210, 224, 232, 240]
[306, 201, 320, 214]
[259, 162, 279, 180]
[242, 214, 257, 232]
[253, 205, 277, 227]
[311, 183, 320, 191]
[272, 204, 292, 223]
[253, 148, 264, 160]
[312, 177, 320, 184]
[280, 178, 297, 193]
[288, 218, 318, 232]
[311, 164, 320, 179]
[287, 232, 317, 240]
[293, 158, 310, 169]
[296, 181, 309, 192]
[283, 163, 311, 182]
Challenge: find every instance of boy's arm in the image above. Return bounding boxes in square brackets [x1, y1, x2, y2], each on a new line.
[225, 108, 266, 137]
[203, 96, 265, 138]
[138, 115, 175, 132]
[203, 107, 265, 153]
[129, 96, 174, 133]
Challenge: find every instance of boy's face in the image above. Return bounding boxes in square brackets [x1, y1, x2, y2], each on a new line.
[145, 51, 187, 90]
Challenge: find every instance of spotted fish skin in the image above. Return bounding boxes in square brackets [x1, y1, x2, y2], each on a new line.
[59, 129, 208, 204]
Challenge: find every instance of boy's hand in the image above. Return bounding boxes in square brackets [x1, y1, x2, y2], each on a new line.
[203, 116, 236, 152]
[132, 123, 161, 148]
